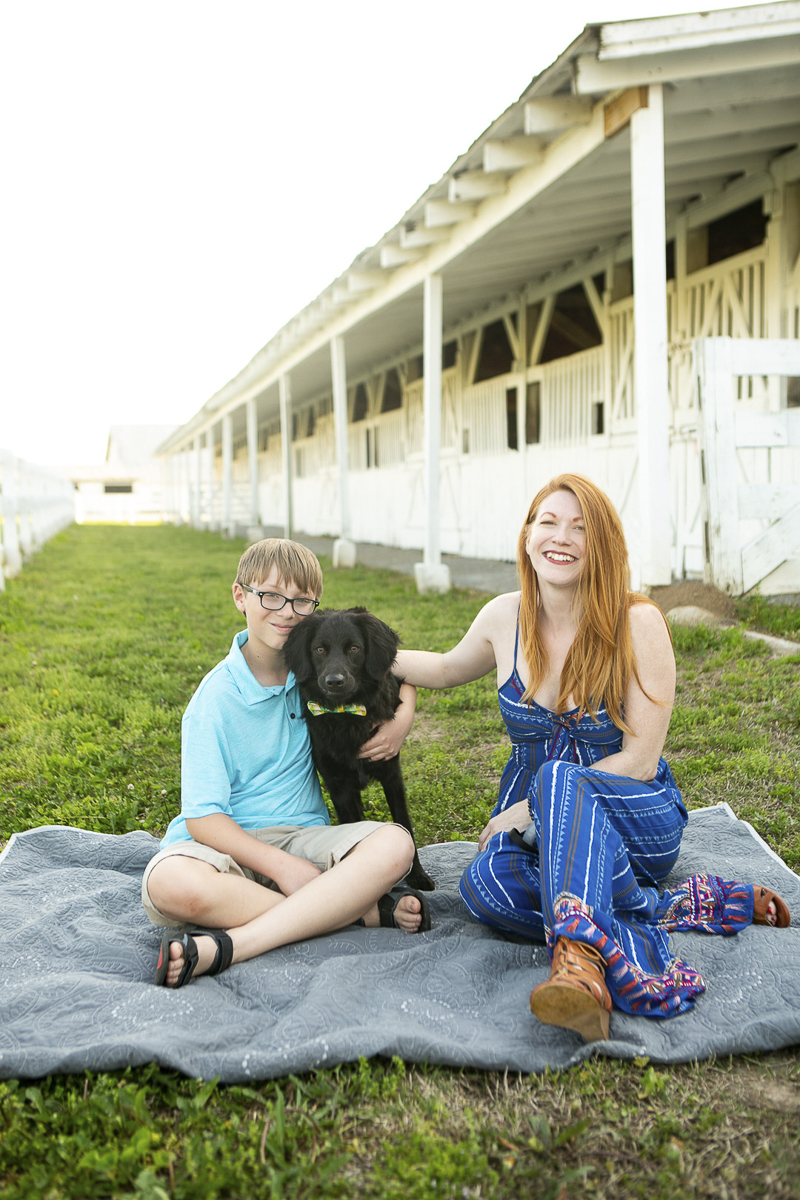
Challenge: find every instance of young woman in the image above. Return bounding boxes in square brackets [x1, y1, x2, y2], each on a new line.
[396, 474, 789, 1042]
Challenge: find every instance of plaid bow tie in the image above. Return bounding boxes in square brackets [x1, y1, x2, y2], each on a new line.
[306, 701, 368, 717]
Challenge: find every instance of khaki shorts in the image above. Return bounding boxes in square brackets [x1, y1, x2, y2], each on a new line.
[141, 820, 391, 927]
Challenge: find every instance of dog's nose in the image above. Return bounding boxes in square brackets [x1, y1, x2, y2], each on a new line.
[324, 672, 346, 690]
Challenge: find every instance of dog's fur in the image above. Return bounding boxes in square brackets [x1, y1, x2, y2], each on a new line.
[284, 606, 435, 892]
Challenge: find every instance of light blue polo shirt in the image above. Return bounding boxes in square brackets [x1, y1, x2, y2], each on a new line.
[160, 630, 328, 848]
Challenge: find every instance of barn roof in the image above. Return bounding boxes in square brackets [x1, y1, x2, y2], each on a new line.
[158, 1, 800, 454]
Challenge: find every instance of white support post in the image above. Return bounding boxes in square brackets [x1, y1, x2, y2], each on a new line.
[191, 436, 201, 527]
[415, 273, 451, 594]
[246, 397, 261, 535]
[631, 84, 672, 588]
[181, 449, 191, 523]
[765, 166, 787, 412]
[330, 336, 356, 567]
[516, 299, 527, 454]
[221, 412, 234, 537]
[206, 428, 218, 529]
[279, 374, 293, 540]
[167, 453, 177, 524]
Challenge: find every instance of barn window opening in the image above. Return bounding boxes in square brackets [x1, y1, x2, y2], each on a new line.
[665, 240, 675, 281]
[540, 284, 603, 364]
[292, 410, 313, 440]
[707, 200, 767, 266]
[506, 388, 518, 450]
[352, 383, 369, 422]
[592, 401, 605, 435]
[381, 368, 403, 412]
[526, 383, 540, 445]
[406, 354, 423, 382]
[442, 340, 457, 369]
[474, 319, 514, 382]
[104, 483, 133, 494]
[611, 260, 633, 302]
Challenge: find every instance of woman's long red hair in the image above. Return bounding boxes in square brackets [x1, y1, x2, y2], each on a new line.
[517, 473, 659, 731]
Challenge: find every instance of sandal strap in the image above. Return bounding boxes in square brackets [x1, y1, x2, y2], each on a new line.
[171, 931, 199, 988]
[377, 888, 431, 932]
[189, 928, 234, 976]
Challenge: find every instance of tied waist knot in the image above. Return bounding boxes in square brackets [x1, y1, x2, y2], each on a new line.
[546, 714, 582, 764]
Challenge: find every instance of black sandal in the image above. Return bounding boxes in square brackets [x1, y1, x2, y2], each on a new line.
[154, 928, 234, 988]
[377, 887, 431, 933]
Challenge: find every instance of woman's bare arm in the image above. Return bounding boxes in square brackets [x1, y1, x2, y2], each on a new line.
[395, 592, 517, 689]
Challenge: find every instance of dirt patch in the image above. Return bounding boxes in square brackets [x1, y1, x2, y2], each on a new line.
[720, 1065, 800, 1114]
[648, 582, 738, 622]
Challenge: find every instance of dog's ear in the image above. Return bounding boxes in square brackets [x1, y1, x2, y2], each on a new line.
[283, 615, 319, 682]
[357, 612, 400, 681]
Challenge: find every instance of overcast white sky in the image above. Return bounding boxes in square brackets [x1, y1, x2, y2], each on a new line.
[2, 0, 747, 467]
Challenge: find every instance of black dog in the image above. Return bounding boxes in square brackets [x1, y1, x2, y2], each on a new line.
[284, 606, 435, 892]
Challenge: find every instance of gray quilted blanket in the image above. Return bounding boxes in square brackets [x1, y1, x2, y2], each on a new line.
[2, 804, 799, 1082]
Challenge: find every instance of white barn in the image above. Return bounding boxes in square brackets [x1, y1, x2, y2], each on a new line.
[157, 2, 800, 595]
[67, 425, 179, 525]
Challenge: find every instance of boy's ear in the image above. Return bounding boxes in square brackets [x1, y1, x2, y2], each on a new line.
[232, 582, 248, 615]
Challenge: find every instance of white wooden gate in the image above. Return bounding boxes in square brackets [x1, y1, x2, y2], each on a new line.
[695, 337, 800, 595]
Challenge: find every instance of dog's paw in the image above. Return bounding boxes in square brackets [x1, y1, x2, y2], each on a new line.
[407, 864, 436, 892]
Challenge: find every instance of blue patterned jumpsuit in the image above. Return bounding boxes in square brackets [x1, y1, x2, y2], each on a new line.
[459, 626, 755, 1017]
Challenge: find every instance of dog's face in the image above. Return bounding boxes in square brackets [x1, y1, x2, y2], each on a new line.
[284, 607, 399, 702]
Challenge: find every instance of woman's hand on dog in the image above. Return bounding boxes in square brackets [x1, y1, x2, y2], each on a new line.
[358, 683, 417, 762]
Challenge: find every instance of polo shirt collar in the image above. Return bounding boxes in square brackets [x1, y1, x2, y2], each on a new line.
[227, 630, 296, 705]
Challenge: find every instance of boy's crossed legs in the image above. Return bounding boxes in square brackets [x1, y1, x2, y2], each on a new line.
[145, 824, 425, 988]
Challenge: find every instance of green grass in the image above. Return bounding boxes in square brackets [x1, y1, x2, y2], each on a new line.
[1, 524, 800, 1199]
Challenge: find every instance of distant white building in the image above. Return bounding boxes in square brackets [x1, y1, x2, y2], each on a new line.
[67, 425, 179, 524]
[157, 3, 800, 595]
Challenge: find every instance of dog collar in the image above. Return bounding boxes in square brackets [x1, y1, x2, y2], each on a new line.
[306, 701, 368, 717]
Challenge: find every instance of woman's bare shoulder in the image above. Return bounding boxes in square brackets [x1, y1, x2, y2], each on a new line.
[476, 590, 522, 628]
[629, 597, 670, 635]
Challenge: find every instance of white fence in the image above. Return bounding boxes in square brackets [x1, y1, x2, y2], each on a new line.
[0, 449, 76, 589]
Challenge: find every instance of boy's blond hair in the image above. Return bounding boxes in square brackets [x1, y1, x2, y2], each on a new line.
[235, 538, 323, 598]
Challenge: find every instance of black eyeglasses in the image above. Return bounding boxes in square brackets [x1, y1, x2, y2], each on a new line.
[239, 584, 319, 616]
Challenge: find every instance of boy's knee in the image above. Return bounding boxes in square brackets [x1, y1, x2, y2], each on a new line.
[369, 823, 416, 873]
[147, 859, 210, 922]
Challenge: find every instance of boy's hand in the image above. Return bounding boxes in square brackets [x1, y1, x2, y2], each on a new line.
[358, 718, 405, 761]
[358, 681, 416, 761]
[272, 853, 323, 895]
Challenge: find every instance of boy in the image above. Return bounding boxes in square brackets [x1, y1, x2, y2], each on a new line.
[143, 537, 428, 988]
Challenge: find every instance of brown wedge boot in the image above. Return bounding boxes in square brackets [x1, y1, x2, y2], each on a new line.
[530, 936, 613, 1042]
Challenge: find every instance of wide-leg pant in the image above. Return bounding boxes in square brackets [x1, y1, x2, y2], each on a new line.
[459, 759, 754, 1017]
